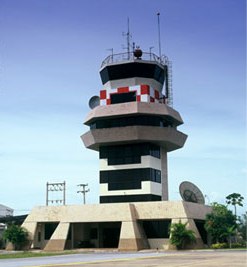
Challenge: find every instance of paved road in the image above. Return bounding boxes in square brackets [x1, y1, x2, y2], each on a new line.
[0, 250, 246, 267]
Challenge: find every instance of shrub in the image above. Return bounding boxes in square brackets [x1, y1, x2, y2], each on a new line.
[231, 242, 247, 248]
[170, 221, 196, 249]
[211, 242, 247, 249]
[211, 243, 228, 249]
[3, 225, 29, 250]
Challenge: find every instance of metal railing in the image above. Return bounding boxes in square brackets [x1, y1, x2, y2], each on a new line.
[101, 51, 168, 68]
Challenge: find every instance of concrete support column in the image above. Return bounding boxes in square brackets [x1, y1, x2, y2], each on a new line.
[118, 221, 149, 251]
[161, 147, 168, 200]
[118, 204, 149, 251]
[44, 222, 70, 251]
[21, 221, 37, 249]
[185, 218, 204, 249]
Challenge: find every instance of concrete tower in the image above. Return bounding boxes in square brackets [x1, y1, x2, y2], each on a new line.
[81, 48, 187, 203]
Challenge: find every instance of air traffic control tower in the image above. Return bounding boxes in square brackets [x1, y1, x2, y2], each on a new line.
[82, 48, 187, 203]
[22, 47, 211, 252]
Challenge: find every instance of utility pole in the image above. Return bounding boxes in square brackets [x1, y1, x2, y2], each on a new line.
[77, 183, 90, 204]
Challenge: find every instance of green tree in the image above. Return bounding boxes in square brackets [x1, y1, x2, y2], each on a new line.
[169, 221, 196, 249]
[226, 193, 244, 217]
[3, 225, 29, 250]
[204, 203, 236, 244]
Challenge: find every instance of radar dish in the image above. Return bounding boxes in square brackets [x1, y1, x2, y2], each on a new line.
[179, 181, 205, 204]
[89, 95, 100, 109]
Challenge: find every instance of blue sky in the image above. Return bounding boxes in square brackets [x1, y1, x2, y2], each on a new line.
[0, 0, 246, 216]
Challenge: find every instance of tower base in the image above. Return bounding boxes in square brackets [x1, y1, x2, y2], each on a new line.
[22, 201, 211, 251]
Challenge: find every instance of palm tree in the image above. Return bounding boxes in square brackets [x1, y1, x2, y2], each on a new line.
[226, 193, 244, 218]
[226, 193, 244, 243]
[169, 221, 196, 249]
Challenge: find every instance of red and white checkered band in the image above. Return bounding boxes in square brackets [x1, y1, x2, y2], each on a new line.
[99, 85, 166, 105]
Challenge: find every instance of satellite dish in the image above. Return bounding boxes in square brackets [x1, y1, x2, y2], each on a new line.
[179, 181, 205, 204]
[89, 95, 100, 109]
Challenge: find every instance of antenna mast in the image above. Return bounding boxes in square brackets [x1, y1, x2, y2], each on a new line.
[123, 17, 132, 60]
[127, 17, 131, 59]
[157, 12, 162, 61]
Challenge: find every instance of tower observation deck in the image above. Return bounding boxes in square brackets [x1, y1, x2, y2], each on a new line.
[81, 48, 187, 203]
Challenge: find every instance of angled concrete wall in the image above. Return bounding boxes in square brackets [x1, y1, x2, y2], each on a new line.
[44, 222, 70, 251]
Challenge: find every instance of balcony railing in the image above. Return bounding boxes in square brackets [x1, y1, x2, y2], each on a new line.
[101, 51, 168, 68]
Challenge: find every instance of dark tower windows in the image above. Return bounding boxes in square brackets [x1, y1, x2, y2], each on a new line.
[90, 115, 173, 129]
[100, 168, 161, 191]
[100, 143, 160, 165]
[100, 62, 165, 85]
[99, 143, 162, 203]
[110, 92, 136, 104]
[100, 143, 161, 203]
[100, 194, 161, 203]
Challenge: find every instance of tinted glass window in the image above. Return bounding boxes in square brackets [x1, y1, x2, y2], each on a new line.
[142, 220, 171, 238]
[100, 62, 165, 85]
[100, 194, 161, 203]
[100, 167, 161, 191]
[111, 92, 136, 104]
[100, 143, 160, 165]
[90, 115, 173, 130]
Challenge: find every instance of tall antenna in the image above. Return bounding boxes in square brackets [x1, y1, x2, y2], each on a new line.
[157, 12, 162, 61]
[123, 17, 132, 60]
[127, 17, 130, 58]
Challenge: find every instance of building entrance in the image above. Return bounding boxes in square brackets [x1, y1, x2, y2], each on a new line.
[70, 222, 121, 249]
[102, 223, 121, 248]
